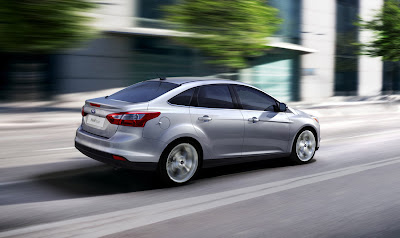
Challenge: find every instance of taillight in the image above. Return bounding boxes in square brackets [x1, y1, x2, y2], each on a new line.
[112, 155, 127, 161]
[90, 103, 101, 107]
[106, 112, 161, 127]
[82, 106, 88, 117]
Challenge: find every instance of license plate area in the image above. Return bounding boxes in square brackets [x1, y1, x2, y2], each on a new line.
[86, 115, 106, 128]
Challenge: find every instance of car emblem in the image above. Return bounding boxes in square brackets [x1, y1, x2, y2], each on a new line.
[91, 109, 96, 114]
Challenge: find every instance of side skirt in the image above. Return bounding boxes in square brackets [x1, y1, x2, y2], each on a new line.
[202, 153, 291, 168]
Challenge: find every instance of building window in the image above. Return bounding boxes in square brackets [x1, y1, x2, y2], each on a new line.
[383, 61, 400, 94]
[136, 0, 175, 28]
[334, 0, 360, 96]
[268, 0, 301, 44]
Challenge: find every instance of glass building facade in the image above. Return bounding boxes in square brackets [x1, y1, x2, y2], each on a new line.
[3, 0, 400, 102]
[383, 61, 400, 94]
[133, 0, 303, 102]
[269, 0, 301, 44]
[238, 0, 302, 102]
[130, 36, 224, 83]
[239, 52, 300, 102]
[136, 0, 174, 28]
[334, 0, 360, 96]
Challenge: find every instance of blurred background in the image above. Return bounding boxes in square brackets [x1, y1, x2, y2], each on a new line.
[1, 1, 400, 237]
[0, 0, 399, 103]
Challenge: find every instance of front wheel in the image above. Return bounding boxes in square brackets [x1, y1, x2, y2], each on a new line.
[289, 129, 316, 164]
[158, 142, 200, 186]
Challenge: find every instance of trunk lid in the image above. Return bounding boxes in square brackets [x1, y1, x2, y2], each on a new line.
[81, 97, 148, 138]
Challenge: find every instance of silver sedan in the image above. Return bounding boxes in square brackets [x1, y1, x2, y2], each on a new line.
[75, 77, 320, 185]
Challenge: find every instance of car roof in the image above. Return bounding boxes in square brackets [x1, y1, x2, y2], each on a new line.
[148, 77, 239, 85]
[147, 76, 283, 103]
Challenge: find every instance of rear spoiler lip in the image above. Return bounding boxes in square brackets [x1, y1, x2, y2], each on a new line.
[85, 97, 131, 110]
[85, 97, 149, 111]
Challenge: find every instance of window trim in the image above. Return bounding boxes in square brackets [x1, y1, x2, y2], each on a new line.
[191, 87, 199, 107]
[167, 87, 195, 107]
[108, 81, 180, 104]
[232, 84, 279, 112]
[191, 84, 238, 110]
[228, 85, 241, 109]
[167, 83, 287, 112]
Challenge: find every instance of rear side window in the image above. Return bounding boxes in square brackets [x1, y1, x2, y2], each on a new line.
[197, 85, 234, 109]
[168, 88, 195, 106]
[234, 85, 277, 111]
[108, 81, 179, 103]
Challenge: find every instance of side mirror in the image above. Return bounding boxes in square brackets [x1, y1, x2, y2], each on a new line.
[279, 102, 287, 112]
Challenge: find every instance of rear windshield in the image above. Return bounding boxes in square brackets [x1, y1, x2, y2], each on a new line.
[108, 81, 179, 103]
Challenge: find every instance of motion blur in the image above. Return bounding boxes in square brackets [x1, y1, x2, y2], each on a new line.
[1, 0, 400, 237]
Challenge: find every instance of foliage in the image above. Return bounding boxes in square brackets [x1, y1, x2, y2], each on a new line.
[335, 32, 359, 72]
[0, 0, 97, 54]
[357, 0, 400, 61]
[164, 0, 281, 69]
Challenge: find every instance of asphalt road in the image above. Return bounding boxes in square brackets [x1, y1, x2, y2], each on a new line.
[1, 103, 400, 238]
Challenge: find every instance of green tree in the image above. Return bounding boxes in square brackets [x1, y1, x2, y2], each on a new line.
[0, 0, 97, 54]
[0, 1, 97, 101]
[357, 0, 400, 61]
[164, 0, 281, 69]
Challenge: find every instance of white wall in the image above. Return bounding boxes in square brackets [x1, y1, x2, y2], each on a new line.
[91, 0, 136, 29]
[358, 0, 384, 96]
[300, 0, 337, 102]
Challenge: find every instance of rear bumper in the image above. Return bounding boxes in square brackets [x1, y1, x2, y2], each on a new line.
[75, 126, 166, 163]
[75, 141, 157, 171]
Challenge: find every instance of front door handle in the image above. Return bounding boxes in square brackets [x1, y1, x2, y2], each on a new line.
[198, 115, 212, 122]
[248, 117, 259, 123]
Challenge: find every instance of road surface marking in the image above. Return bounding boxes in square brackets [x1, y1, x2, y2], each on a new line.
[1, 129, 398, 183]
[321, 117, 400, 129]
[35, 147, 75, 152]
[322, 129, 400, 143]
[1, 156, 400, 238]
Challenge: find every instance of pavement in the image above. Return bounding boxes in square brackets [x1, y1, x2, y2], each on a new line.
[0, 87, 399, 130]
[0, 94, 400, 237]
[1, 87, 399, 113]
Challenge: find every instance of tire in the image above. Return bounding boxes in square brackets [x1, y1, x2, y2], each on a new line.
[158, 141, 200, 186]
[289, 129, 317, 164]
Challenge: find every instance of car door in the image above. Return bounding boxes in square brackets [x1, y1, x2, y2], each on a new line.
[190, 84, 244, 159]
[233, 85, 290, 156]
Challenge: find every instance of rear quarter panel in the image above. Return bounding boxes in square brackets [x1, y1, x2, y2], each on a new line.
[144, 101, 213, 161]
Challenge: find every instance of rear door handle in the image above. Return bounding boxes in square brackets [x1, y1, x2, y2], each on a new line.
[198, 115, 212, 122]
[248, 117, 259, 123]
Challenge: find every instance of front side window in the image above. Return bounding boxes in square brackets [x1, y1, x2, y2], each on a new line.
[197, 85, 234, 109]
[168, 88, 195, 106]
[108, 81, 179, 103]
[234, 85, 277, 111]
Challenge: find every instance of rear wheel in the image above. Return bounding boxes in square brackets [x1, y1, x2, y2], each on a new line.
[289, 129, 316, 164]
[158, 142, 200, 186]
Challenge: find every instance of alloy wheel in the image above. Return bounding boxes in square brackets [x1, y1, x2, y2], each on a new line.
[166, 143, 199, 183]
[295, 130, 316, 162]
